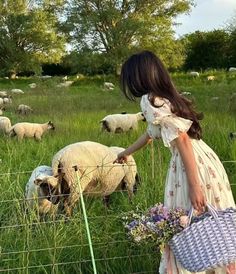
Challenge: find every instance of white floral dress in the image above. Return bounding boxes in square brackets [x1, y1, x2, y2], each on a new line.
[140, 94, 236, 274]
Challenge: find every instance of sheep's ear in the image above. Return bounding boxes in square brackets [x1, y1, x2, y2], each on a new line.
[34, 178, 43, 185]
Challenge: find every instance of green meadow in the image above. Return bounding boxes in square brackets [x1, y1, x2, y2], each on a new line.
[0, 72, 236, 273]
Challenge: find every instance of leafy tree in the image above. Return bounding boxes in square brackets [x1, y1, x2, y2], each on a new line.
[183, 30, 230, 70]
[227, 14, 236, 66]
[0, 0, 66, 76]
[65, 0, 193, 71]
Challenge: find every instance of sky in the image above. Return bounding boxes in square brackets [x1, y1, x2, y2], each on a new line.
[174, 0, 236, 37]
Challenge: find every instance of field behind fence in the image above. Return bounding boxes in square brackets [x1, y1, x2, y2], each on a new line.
[0, 72, 236, 273]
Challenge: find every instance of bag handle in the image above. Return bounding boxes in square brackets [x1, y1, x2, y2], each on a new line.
[187, 203, 218, 226]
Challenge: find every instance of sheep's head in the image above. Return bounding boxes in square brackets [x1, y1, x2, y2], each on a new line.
[47, 121, 55, 130]
[34, 175, 61, 204]
[137, 112, 146, 122]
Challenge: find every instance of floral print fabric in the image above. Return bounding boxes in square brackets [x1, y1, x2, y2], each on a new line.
[140, 94, 236, 274]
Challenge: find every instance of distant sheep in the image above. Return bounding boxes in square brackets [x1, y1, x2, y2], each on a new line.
[9, 121, 55, 140]
[181, 92, 191, 96]
[104, 82, 115, 90]
[56, 81, 74, 88]
[100, 112, 145, 133]
[11, 89, 24, 94]
[189, 71, 200, 77]
[3, 96, 12, 105]
[37, 141, 138, 216]
[17, 104, 33, 115]
[0, 91, 8, 97]
[229, 67, 236, 72]
[0, 116, 11, 134]
[207, 75, 215, 81]
[29, 83, 37, 89]
[25, 165, 59, 215]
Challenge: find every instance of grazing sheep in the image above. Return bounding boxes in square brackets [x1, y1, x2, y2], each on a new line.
[38, 141, 138, 216]
[11, 88, 24, 94]
[181, 92, 191, 96]
[229, 132, 236, 140]
[3, 96, 12, 105]
[9, 121, 55, 140]
[103, 82, 115, 90]
[0, 98, 3, 107]
[189, 71, 200, 77]
[207, 75, 215, 81]
[229, 67, 236, 72]
[56, 81, 74, 88]
[29, 83, 37, 89]
[0, 116, 11, 134]
[40, 75, 52, 79]
[25, 165, 59, 215]
[0, 91, 8, 97]
[100, 112, 145, 133]
[17, 104, 33, 115]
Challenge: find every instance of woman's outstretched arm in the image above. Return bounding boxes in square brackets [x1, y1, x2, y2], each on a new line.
[173, 132, 206, 212]
[114, 132, 152, 163]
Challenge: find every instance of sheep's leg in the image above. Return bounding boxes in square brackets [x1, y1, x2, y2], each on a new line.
[103, 195, 111, 207]
[34, 132, 42, 141]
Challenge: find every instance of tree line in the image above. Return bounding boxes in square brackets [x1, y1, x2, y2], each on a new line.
[0, 0, 235, 77]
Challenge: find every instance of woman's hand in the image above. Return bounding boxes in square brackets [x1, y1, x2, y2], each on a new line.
[113, 151, 129, 164]
[189, 184, 206, 213]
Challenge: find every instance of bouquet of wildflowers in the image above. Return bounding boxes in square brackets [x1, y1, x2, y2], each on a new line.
[123, 204, 189, 249]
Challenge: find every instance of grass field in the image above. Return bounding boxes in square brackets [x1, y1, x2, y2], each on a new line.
[0, 72, 236, 273]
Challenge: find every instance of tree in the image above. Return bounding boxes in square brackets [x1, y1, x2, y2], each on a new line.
[226, 13, 236, 66]
[65, 0, 193, 71]
[183, 30, 230, 70]
[0, 0, 66, 76]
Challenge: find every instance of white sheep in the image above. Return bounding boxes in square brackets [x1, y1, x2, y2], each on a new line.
[0, 116, 11, 134]
[17, 104, 33, 115]
[207, 75, 215, 81]
[181, 92, 191, 96]
[29, 83, 37, 89]
[11, 88, 24, 94]
[56, 81, 74, 88]
[9, 121, 55, 140]
[100, 112, 145, 133]
[0, 91, 8, 97]
[103, 82, 115, 90]
[38, 141, 138, 216]
[189, 71, 200, 77]
[0, 98, 3, 107]
[229, 67, 236, 72]
[25, 165, 59, 215]
[3, 96, 12, 105]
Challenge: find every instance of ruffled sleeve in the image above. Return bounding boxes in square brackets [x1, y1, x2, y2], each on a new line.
[140, 95, 193, 147]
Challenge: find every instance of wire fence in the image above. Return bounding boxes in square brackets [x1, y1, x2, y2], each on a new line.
[0, 160, 236, 273]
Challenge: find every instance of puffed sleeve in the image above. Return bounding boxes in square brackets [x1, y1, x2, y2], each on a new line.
[140, 95, 193, 147]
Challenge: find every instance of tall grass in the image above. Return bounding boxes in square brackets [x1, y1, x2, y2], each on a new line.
[0, 73, 236, 273]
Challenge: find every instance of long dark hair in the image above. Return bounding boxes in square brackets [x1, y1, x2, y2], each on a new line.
[120, 50, 203, 139]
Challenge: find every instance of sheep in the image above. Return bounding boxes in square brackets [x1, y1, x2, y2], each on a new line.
[181, 92, 191, 96]
[3, 96, 12, 105]
[9, 121, 55, 140]
[210, 96, 219, 101]
[0, 98, 3, 107]
[100, 112, 145, 133]
[17, 104, 33, 115]
[25, 165, 59, 215]
[0, 116, 11, 134]
[29, 83, 37, 89]
[56, 81, 74, 88]
[37, 141, 138, 216]
[189, 71, 200, 77]
[40, 75, 52, 79]
[229, 67, 236, 72]
[103, 82, 115, 90]
[0, 91, 8, 97]
[11, 88, 24, 94]
[207, 75, 215, 81]
[229, 132, 236, 140]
